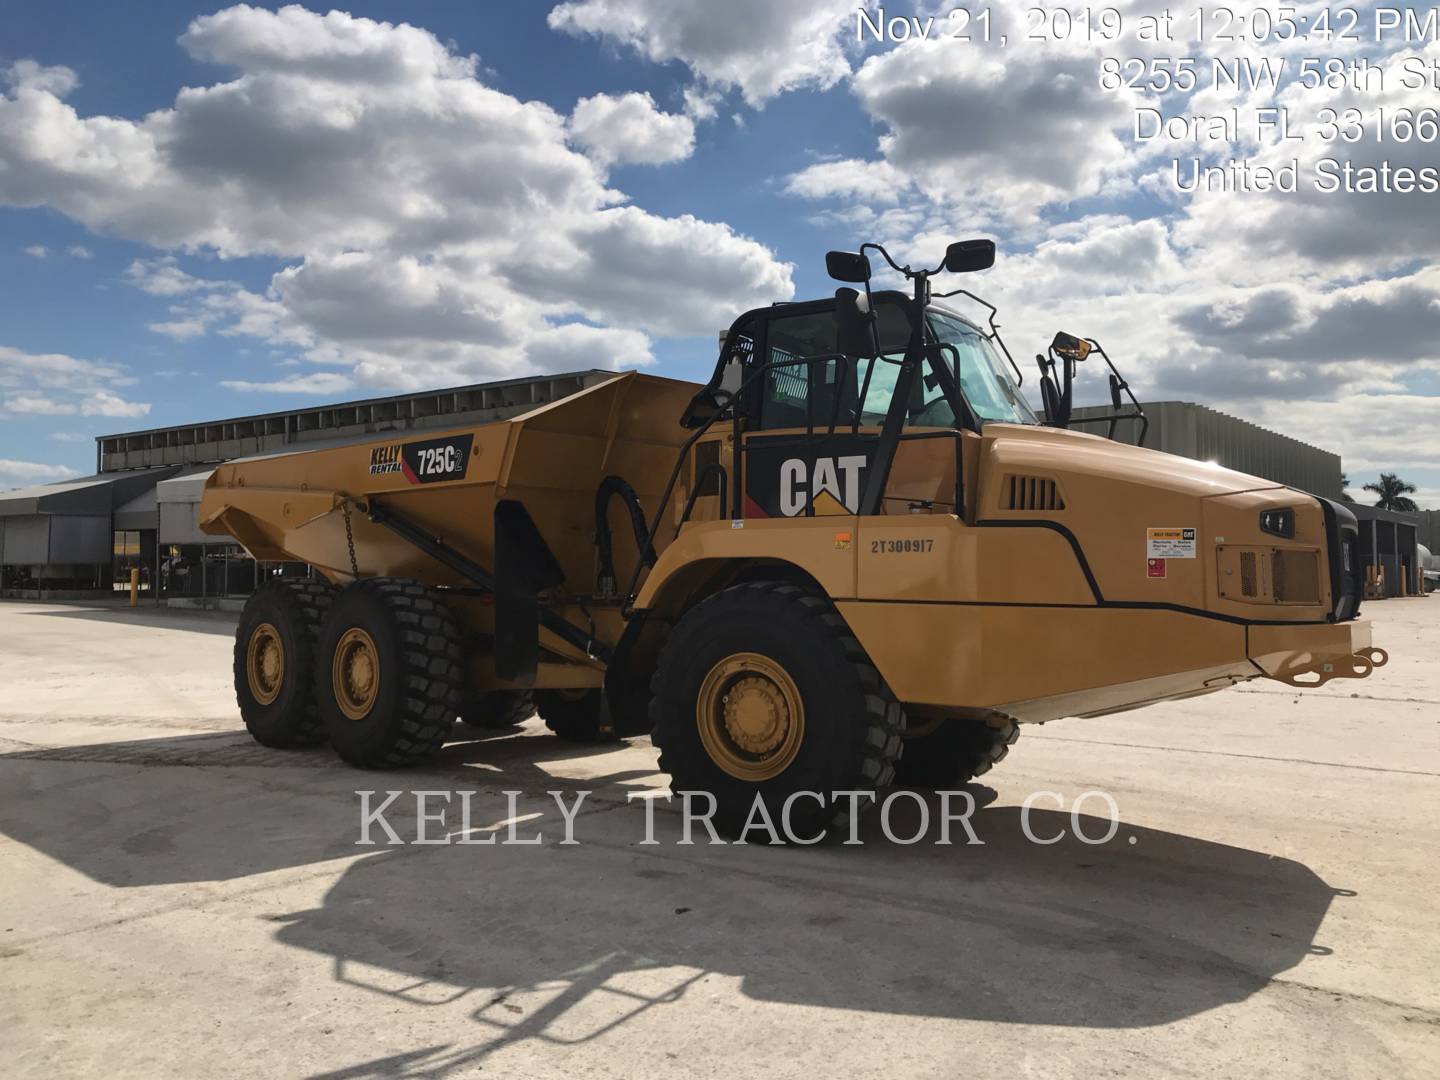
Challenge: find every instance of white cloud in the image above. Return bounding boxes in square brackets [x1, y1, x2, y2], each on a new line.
[682, 85, 720, 121]
[80, 390, 149, 418]
[220, 372, 355, 395]
[785, 159, 909, 205]
[4, 60, 77, 97]
[21, 243, 95, 259]
[0, 343, 147, 419]
[0, 5, 792, 391]
[6, 393, 75, 415]
[0, 458, 80, 491]
[123, 258, 219, 296]
[148, 319, 210, 341]
[547, 0, 858, 105]
[0, 343, 133, 391]
[787, 36, 1143, 226]
[569, 92, 695, 167]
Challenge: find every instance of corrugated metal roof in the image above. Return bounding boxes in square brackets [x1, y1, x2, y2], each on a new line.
[0, 467, 180, 518]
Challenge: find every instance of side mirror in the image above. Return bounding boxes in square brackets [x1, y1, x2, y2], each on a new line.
[835, 288, 878, 358]
[1108, 372, 1123, 410]
[943, 238, 996, 274]
[826, 250, 872, 283]
[1051, 331, 1091, 361]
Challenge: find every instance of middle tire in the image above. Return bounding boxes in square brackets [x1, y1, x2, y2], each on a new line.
[534, 689, 614, 742]
[892, 717, 1020, 788]
[315, 578, 464, 769]
[458, 690, 534, 730]
[650, 581, 904, 840]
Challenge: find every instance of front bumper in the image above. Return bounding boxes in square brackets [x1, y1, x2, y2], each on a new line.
[1249, 619, 1386, 688]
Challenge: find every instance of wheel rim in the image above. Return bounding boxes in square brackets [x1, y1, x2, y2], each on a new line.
[245, 622, 285, 706]
[332, 627, 380, 720]
[696, 652, 805, 782]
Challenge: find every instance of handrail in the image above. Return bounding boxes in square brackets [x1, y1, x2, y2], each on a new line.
[1060, 338, 1150, 447]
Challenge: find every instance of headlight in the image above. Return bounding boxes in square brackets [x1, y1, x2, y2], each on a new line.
[1259, 508, 1295, 539]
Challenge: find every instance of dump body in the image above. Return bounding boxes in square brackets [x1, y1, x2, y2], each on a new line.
[202, 373, 692, 589]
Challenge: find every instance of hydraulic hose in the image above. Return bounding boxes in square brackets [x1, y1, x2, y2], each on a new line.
[595, 475, 655, 596]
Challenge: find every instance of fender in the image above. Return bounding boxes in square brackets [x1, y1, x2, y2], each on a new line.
[635, 517, 858, 613]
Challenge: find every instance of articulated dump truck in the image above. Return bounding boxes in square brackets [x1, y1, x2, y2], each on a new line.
[200, 239, 1384, 838]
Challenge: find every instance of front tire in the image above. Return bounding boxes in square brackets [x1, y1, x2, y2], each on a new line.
[649, 582, 904, 840]
[316, 578, 463, 769]
[234, 578, 335, 748]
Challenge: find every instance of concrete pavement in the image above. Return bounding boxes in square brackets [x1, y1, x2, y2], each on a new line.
[1, 598, 1437, 1078]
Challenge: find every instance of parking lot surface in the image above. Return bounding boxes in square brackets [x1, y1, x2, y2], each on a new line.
[2, 598, 1437, 1078]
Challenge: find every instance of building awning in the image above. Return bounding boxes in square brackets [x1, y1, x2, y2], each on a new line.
[156, 467, 216, 506]
[157, 468, 217, 547]
[0, 476, 116, 518]
[0, 467, 181, 519]
[115, 487, 159, 532]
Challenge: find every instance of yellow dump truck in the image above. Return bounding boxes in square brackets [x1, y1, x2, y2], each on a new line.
[200, 239, 1384, 837]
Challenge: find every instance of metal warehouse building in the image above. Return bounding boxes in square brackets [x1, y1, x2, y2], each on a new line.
[1, 370, 612, 604]
[1, 382, 1425, 606]
[1068, 401, 1343, 500]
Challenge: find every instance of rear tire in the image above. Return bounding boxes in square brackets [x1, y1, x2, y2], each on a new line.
[316, 578, 464, 769]
[535, 689, 614, 742]
[234, 578, 335, 748]
[458, 690, 534, 730]
[649, 581, 904, 840]
[894, 717, 1019, 788]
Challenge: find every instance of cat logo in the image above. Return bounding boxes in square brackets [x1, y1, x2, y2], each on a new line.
[780, 455, 866, 516]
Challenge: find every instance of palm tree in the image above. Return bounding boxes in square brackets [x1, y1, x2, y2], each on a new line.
[1363, 473, 1418, 513]
[1338, 473, 1355, 503]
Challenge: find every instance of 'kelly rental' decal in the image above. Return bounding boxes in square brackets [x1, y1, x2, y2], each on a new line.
[369, 433, 473, 484]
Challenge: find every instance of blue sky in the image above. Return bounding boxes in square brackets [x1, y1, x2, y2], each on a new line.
[2, 2, 1438, 505]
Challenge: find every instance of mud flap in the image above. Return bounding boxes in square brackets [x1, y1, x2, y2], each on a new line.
[603, 612, 662, 736]
[493, 500, 566, 684]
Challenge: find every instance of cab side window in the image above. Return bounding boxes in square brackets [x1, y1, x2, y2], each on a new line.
[757, 311, 856, 431]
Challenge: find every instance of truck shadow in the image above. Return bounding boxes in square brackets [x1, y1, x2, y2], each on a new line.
[0, 725, 650, 887]
[271, 803, 1341, 1076]
[26, 604, 241, 636]
[0, 731, 1345, 1068]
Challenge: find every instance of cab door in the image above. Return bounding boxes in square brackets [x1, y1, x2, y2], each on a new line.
[740, 304, 875, 521]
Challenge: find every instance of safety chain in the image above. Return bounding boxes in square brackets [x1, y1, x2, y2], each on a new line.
[342, 499, 359, 579]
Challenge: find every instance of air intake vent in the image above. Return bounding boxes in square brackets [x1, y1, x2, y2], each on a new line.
[1273, 550, 1321, 604]
[1239, 551, 1258, 597]
[1003, 474, 1065, 511]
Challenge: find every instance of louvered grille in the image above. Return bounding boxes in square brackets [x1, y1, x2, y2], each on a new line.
[1239, 551, 1258, 597]
[1003, 474, 1065, 511]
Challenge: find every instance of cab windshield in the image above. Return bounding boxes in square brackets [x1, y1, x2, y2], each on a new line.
[926, 310, 1038, 426]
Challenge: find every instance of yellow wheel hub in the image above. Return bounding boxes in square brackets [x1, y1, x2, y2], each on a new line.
[332, 627, 380, 720]
[696, 652, 804, 782]
[245, 622, 285, 706]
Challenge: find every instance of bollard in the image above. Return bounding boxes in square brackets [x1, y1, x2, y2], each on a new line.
[129, 567, 140, 607]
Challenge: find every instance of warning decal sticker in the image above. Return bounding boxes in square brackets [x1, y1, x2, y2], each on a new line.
[1147, 527, 1197, 559]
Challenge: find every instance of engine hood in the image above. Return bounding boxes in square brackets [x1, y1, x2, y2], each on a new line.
[982, 423, 1282, 499]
